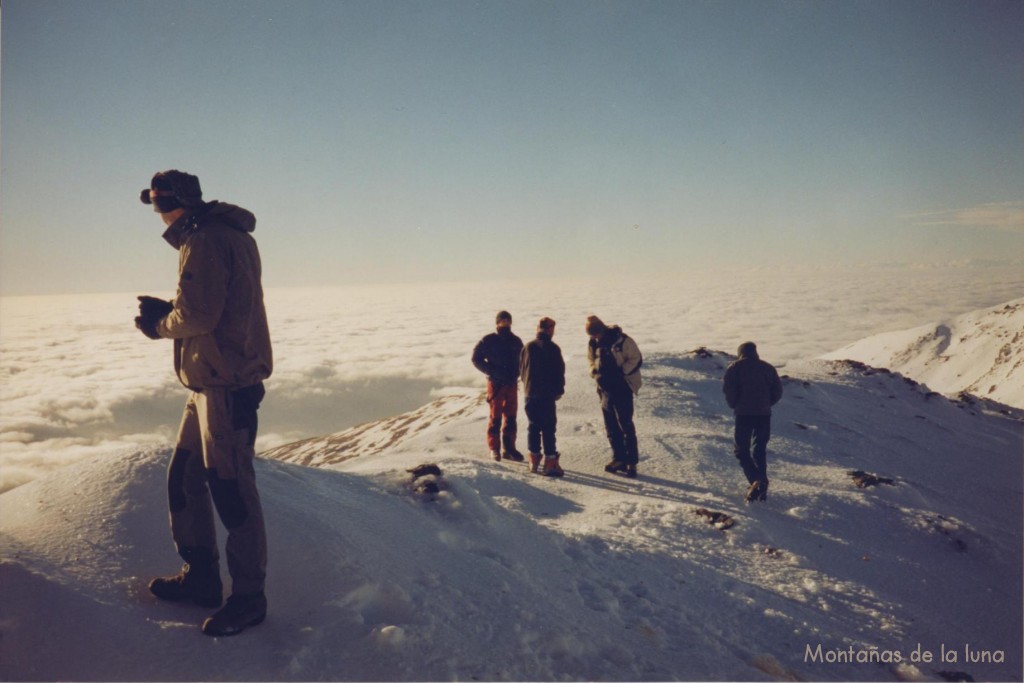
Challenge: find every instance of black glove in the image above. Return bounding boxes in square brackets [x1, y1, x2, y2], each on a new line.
[137, 295, 173, 320]
[135, 295, 172, 340]
[134, 315, 162, 340]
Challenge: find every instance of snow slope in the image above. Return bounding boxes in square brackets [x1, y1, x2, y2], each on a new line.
[1, 350, 1021, 682]
[822, 298, 1024, 409]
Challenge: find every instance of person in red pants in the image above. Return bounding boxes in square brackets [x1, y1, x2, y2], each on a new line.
[472, 311, 524, 461]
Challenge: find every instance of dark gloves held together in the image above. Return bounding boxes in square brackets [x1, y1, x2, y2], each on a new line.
[135, 295, 173, 340]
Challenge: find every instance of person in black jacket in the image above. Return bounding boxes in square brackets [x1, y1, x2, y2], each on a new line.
[471, 311, 525, 461]
[520, 317, 566, 476]
[722, 341, 783, 502]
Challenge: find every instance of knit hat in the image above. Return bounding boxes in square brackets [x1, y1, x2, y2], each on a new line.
[737, 342, 759, 359]
[538, 317, 556, 331]
[495, 310, 512, 325]
[585, 315, 608, 336]
[140, 170, 203, 213]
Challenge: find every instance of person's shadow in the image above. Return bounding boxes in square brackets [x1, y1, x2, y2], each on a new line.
[562, 468, 708, 506]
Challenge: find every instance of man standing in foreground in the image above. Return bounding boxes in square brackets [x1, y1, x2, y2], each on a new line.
[472, 311, 525, 461]
[135, 170, 273, 636]
[722, 342, 783, 503]
[586, 316, 643, 478]
[520, 317, 566, 476]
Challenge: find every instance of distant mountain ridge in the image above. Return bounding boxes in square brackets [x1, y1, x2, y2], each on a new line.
[822, 298, 1024, 409]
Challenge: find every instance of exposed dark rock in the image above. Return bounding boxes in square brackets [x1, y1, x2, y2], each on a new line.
[407, 463, 445, 500]
[848, 470, 896, 488]
[407, 463, 442, 479]
[694, 508, 735, 530]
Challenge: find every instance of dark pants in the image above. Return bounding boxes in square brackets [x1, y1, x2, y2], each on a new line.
[599, 388, 638, 465]
[486, 382, 518, 452]
[167, 383, 268, 595]
[524, 396, 558, 456]
[734, 414, 771, 484]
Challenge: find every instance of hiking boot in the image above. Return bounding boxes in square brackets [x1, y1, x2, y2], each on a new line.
[604, 460, 628, 474]
[149, 562, 223, 608]
[745, 480, 763, 503]
[490, 450, 502, 462]
[758, 479, 769, 501]
[201, 592, 267, 637]
[625, 464, 638, 479]
[528, 453, 542, 474]
[502, 449, 525, 462]
[543, 455, 564, 478]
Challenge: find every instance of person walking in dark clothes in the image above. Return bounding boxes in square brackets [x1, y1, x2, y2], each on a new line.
[135, 170, 272, 637]
[722, 341, 783, 503]
[586, 316, 643, 478]
[472, 311, 525, 461]
[520, 317, 566, 476]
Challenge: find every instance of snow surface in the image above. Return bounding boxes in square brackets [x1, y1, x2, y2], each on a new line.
[822, 298, 1024, 410]
[2, 348, 1021, 681]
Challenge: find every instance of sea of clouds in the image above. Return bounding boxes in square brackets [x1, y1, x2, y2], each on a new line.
[1, 262, 1021, 493]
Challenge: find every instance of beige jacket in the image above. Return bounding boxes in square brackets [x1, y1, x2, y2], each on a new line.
[587, 327, 643, 395]
[157, 202, 273, 390]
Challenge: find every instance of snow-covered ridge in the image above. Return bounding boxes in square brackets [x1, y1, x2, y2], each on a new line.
[822, 298, 1024, 409]
[3, 349, 1020, 681]
[263, 389, 484, 467]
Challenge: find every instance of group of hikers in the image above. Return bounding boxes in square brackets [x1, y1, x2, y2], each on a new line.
[470, 310, 784, 502]
[133, 170, 783, 637]
[470, 310, 642, 479]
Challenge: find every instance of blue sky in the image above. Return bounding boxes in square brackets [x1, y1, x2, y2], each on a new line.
[2, 0, 1022, 295]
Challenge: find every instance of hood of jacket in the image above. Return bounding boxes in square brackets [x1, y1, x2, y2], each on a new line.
[737, 342, 760, 360]
[594, 325, 623, 349]
[162, 201, 256, 250]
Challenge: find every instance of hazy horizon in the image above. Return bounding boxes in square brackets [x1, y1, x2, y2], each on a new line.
[2, 263, 1022, 493]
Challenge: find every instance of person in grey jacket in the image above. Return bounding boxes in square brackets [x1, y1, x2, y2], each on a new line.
[722, 341, 783, 502]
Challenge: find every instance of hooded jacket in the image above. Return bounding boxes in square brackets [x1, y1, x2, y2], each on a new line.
[520, 332, 566, 399]
[156, 201, 273, 390]
[587, 326, 643, 395]
[722, 347, 782, 416]
[471, 328, 524, 387]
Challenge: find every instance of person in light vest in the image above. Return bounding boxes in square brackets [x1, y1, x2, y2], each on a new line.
[586, 316, 642, 478]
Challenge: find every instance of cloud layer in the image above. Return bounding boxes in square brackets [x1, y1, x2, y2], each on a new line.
[2, 262, 1022, 492]
[912, 202, 1024, 232]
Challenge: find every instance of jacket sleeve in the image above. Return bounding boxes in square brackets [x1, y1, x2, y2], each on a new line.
[620, 336, 642, 376]
[519, 344, 530, 385]
[769, 365, 784, 406]
[587, 341, 598, 377]
[157, 232, 228, 339]
[722, 366, 739, 409]
[471, 338, 491, 376]
[513, 337, 525, 380]
[555, 346, 566, 396]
